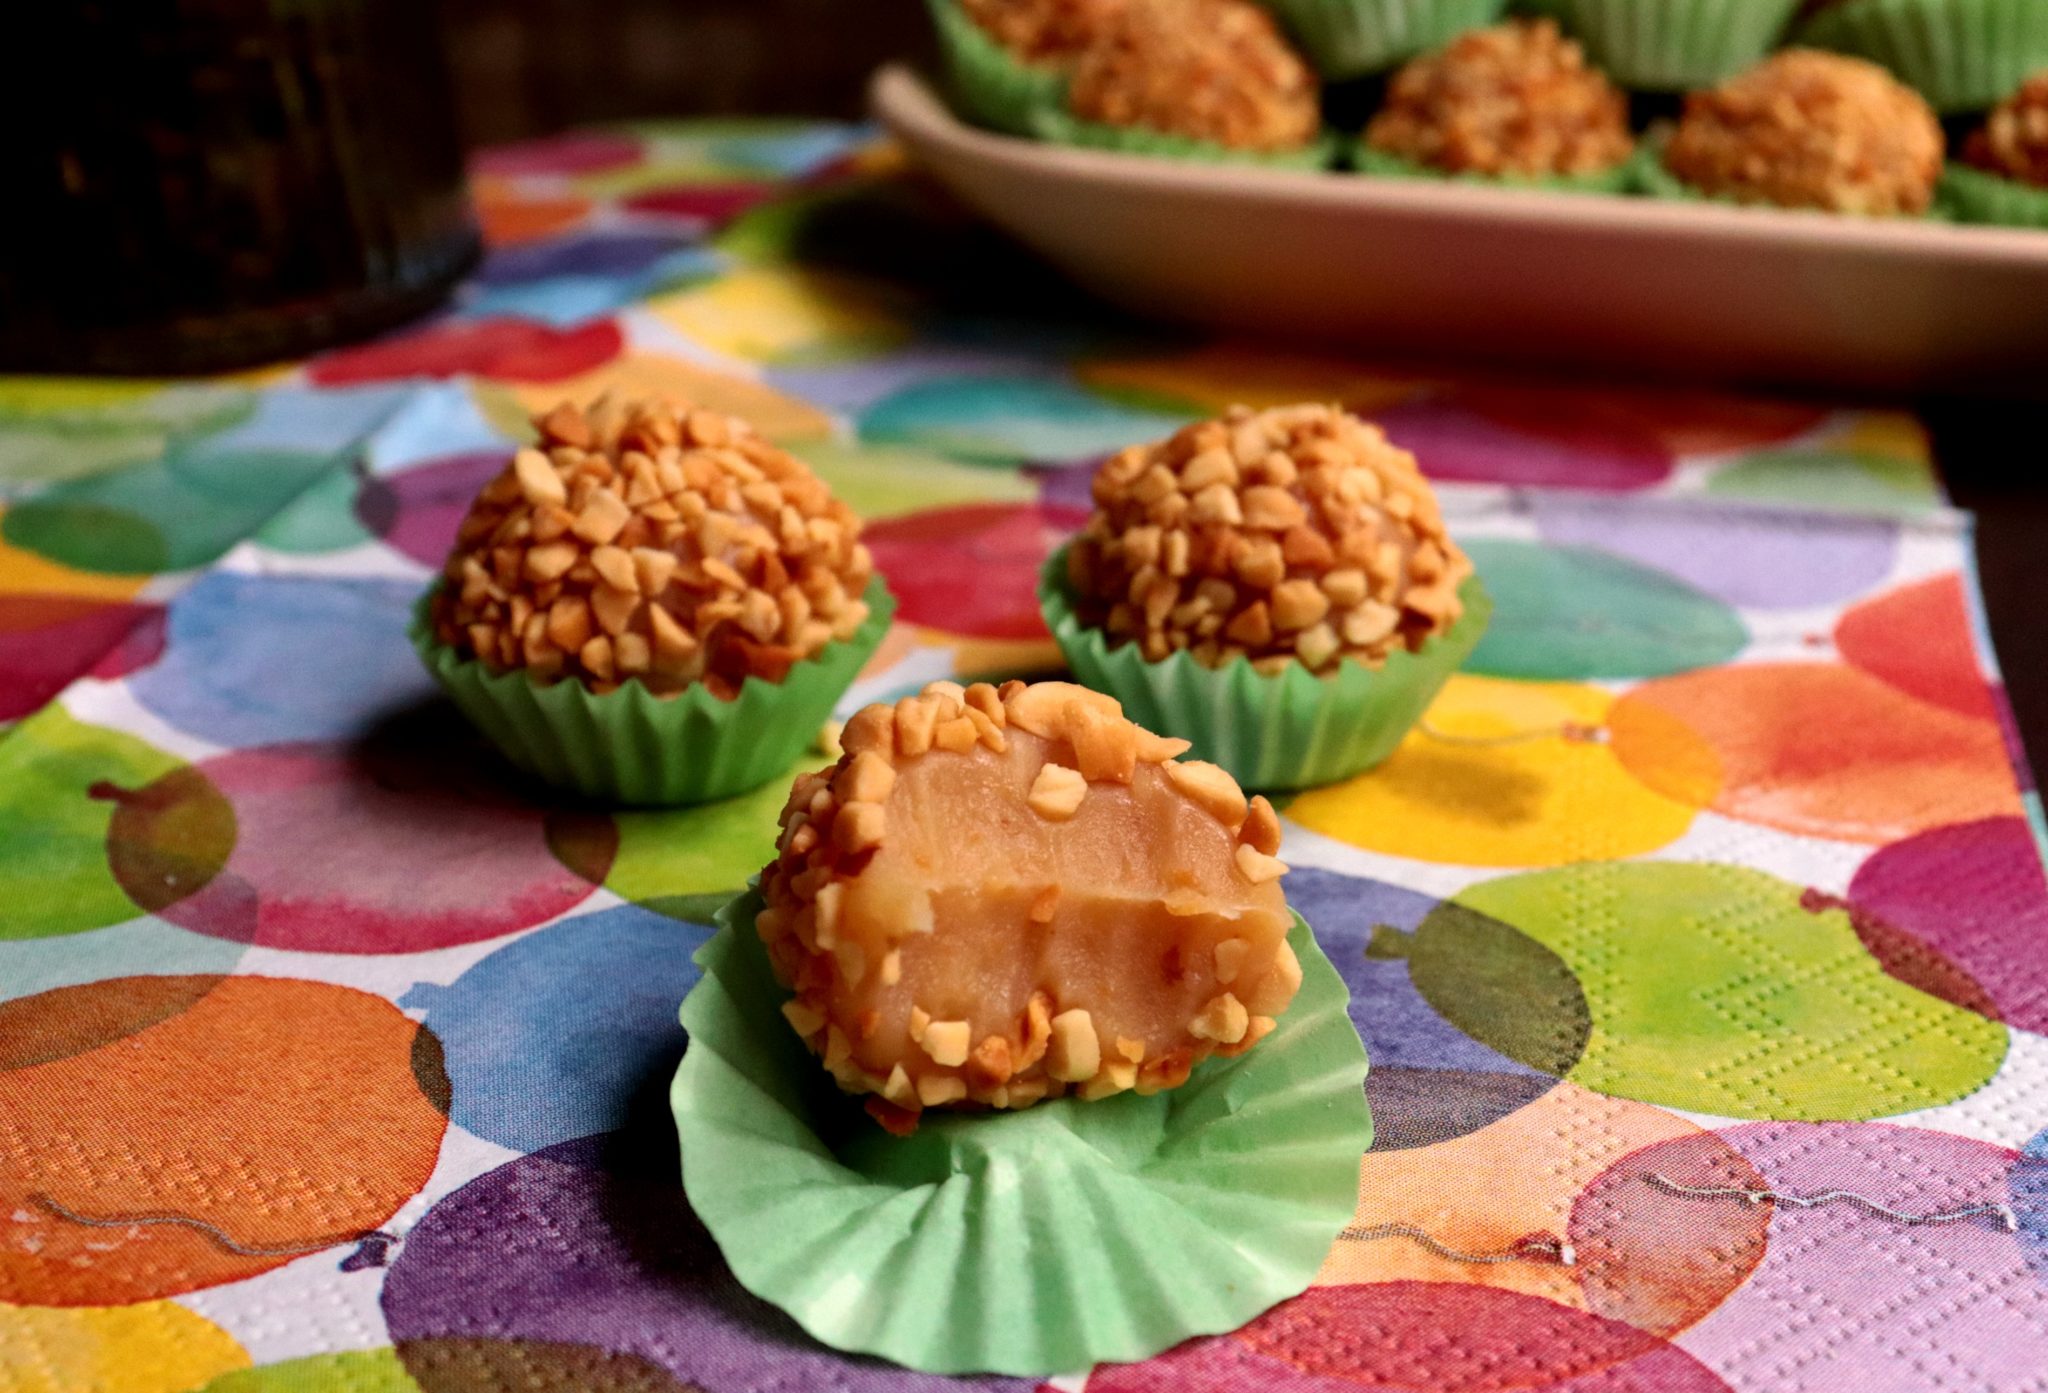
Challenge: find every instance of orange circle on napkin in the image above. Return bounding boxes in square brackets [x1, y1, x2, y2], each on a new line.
[0, 975, 447, 1304]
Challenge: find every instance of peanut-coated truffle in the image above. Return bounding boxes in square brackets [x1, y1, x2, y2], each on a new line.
[960, 0, 1128, 66]
[1066, 404, 1472, 675]
[1965, 71, 2048, 188]
[1365, 20, 1635, 179]
[758, 679, 1299, 1134]
[1661, 49, 1944, 215]
[432, 396, 872, 699]
[1065, 0, 1321, 153]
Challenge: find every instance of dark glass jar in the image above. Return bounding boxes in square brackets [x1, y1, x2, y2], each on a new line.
[2, 0, 479, 375]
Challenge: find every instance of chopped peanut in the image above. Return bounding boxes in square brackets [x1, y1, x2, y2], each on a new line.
[1190, 992, 1250, 1044]
[1213, 937, 1248, 985]
[1066, 404, 1471, 676]
[1066, 0, 1319, 154]
[1236, 843, 1288, 884]
[755, 679, 1298, 1131]
[1166, 759, 1248, 830]
[1048, 1009, 1101, 1082]
[922, 1020, 972, 1068]
[431, 395, 873, 700]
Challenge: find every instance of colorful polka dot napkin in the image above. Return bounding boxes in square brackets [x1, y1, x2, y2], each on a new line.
[3, 120, 2044, 1393]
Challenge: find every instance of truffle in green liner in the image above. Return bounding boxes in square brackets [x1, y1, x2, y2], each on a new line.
[1559, 0, 1804, 90]
[1796, 0, 2048, 113]
[925, 0, 1120, 135]
[419, 394, 893, 805]
[1044, 554, 1491, 789]
[412, 578, 894, 806]
[1635, 53, 1945, 216]
[1033, 107, 1338, 165]
[673, 883, 1371, 1375]
[1263, 0, 1507, 78]
[1043, 402, 1488, 790]
[1942, 72, 2048, 227]
[1356, 19, 1636, 190]
[1048, 0, 1327, 159]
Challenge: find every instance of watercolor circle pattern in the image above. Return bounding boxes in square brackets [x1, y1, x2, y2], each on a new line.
[1434, 862, 2006, 1118]
[1459, 382, 1825, 456]
[0, 975, 447, 1304]
[1844, 816, 2048, 1033]
[125, 721, 609, 953]
[1529, 494, 1901, 610]
[1706, 446, 1943, 515]
[471, 131, 643, 177]
[355, 449, 507, 569]
[1089, 1282, 1733, 1391]
[1376, 392, 1675, 492]
[0, 594, 162, 721]
[308, 318, 623, 387]
[1284, 865, 1556, 1150]
[1075, 343, 1431, 415]
[1, 445, 344, 575]
[1676, 1122, 2048, 1391]
[192, 1350, 422, 1393]
[650, 266, 910, 366]
[381, 1135, 1031, 1393]
[400, 903, 712, 1154]
[0, 1304, 249, 1393]
[857, 374, 1194, 466]
[2018, 1125, 2048, 1288]
[1609, 663, 2021, 844]
[128, 572, 435, 747]
[594, 763, 822, 920]
[1288, 676, 1701, 867]
[1461, 539, 1747, 681]
[1564, 1128, 1771, 1337]
[1835, 572, 1998, 721]
[0, 706, 213, 942]
[503, 352, 833, 443]
[1321, 1080, 1768, 1337]
[864, 501, 1086, 640]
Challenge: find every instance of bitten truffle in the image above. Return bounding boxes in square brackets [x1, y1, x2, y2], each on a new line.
[1065, 404, 1472, 674]
[960, 0, 1128, 66]
[1065, 0, 1321, 152]
[432, 397, 872, 699]
[1365, 20, 1635, 179]
[1661, 49, 1944, 215]
[757, 679, 1300, 1134]
[1964, 71, 2048, 188]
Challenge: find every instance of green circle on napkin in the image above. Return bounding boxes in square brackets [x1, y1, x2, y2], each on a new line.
[672, 889, 1371, 1377]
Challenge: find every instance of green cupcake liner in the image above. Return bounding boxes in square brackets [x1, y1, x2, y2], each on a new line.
[1352, 141, 1637, 192]
[1263, 0, 1509, 78]
[1939, 162, 2048, 227]
[1561, 0, 1804, 89]
[1797, 0, 2048, 114]
[1030, 107, 1340, 168]
[673, 887, 1372, 1377]
[1038, 547, 1491, 792]
[926, 0, 1066, 136]
[1627, 133, 1951, 218]
[409, 578, 895, 807]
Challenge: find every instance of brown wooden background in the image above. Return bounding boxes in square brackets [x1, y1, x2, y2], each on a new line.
[440, 0, 935, 146]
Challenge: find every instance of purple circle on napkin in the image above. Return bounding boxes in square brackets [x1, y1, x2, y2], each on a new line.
[383, 1134, 1033, 1393]
[1531, 494, 1900, 611]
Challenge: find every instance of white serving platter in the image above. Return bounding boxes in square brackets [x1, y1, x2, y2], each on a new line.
[872, 64, 2048, 397]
